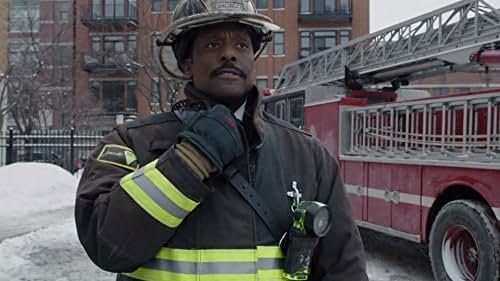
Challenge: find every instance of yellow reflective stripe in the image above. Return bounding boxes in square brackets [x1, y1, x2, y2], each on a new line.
[199, 274, 256, 281]
[125, 247, 286, 281]
[201, 250, 255, 263]
[258, 269, 286, 280]
[144, 160, 198, 212]
[156, 248, 256, 263]
[257, 246, 285, 259]
[120, 173, 182, 227]
[124, 268, 196, 281]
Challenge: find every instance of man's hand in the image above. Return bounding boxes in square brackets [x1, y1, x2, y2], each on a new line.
[177, 104, 244, 174]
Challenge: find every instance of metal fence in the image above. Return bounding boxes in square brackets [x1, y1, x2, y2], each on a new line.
[0, 129, 104, 172]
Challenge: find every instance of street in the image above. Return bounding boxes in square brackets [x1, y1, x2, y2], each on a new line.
[0, 163, 435, 281]
[0, 215, 435, 281]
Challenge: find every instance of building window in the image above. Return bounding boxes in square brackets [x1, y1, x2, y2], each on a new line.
[273, 31, 284, 56]
[168, 0, 179, 11]
[313, 31, 336, 52]
[301, 30, 342, 56]
[340, 0, 349, 11]
[8, 41, 39, 64]
[59, 2, 70, 23]
[127, 81, 137, 111]
[58, 46, 72, 66]
[104, 36, 125, 64]
[103, 81, 125, 112]
[90, 81, 101, 99]
[314, 0, 336, 13]
[256, 77, 268, 90]
[300, 0, 310, 13]
[300, 32, 311, 58]
[9, 0, 40, 32]
[273, 0, 284, 9]
[92, 36, 100, 57]
[105, 0, 125, 18]
[92, 0, 101, 19]
[152, 0, 162, 12]
[340, 30, 350, 44]
[129, 0, 137, 18]
[128, 35, 137, 59]
[256, 0, 267, 9]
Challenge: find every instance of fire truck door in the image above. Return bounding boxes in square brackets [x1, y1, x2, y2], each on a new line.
[342, 160, 366, 221]
[366, 163, 392, 228]
[390, 165, 422, 236]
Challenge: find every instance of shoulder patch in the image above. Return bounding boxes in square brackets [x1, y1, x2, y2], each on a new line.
[262, 111, 312, 137]
[96, 144, 138, 171]
[126, 112, 179, 129]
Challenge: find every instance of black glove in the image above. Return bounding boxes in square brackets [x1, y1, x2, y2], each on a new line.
[177, 104, 244, 173]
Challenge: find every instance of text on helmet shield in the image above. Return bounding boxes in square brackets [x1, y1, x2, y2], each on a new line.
[209, 0, 245, 11]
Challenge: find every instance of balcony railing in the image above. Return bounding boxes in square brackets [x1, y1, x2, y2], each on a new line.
[299, 9, 352, 21]
[81, 5, 138, 29]
[82, 111, 138, 131]
[81, 51, 137, 74]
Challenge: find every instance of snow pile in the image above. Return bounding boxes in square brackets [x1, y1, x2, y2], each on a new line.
[0, 162, 78, 219]
[0, 219, 115, 281]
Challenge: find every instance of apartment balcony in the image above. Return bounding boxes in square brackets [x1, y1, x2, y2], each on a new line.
[82, 111, 138, 131]
[80, 52, 138, 74]
[80, 5, 138, 29]
[299, 9, 352, 22]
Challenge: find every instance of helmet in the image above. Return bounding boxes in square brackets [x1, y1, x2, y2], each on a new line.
[158, 0, 280, 80]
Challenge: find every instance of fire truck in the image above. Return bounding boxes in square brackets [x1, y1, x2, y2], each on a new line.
[264, 0, 500, 280]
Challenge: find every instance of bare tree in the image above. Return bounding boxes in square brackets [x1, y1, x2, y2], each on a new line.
[113, 2, 184, 113]
[0, 68, 13, 131]
[5, 0, 75, 134]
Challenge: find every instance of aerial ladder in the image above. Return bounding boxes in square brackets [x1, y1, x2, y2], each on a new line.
[275, 0, 500, 94]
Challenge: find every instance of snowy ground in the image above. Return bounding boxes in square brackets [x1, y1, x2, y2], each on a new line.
[0, 163, 434, 281]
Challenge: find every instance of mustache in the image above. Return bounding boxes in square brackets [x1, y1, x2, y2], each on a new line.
[210, 62, 246, 79]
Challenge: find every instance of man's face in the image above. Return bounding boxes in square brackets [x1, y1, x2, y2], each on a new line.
[181, 23, 257, 104]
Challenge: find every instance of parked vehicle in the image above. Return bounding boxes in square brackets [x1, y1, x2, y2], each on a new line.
[265, 0, 500, 280]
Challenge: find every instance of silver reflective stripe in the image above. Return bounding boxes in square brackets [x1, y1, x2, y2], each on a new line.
[143, 259, 256, 274]
[142, 258, 283, 274]
[132, 168, 189, 219]
[258, 258, 283, 270]
[142, 259, 195, 274]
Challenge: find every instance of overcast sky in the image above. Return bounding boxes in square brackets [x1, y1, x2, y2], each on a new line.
[370, 0, 500, 32]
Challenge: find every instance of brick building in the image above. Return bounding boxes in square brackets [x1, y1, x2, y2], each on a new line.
[74, 0, 369, 130]
[0, 0, 7, 74]
[7, 0, 74, 130]
[1, 0, 7, 131]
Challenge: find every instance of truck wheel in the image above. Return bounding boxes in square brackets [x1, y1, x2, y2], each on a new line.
[429, 200, 499, 281]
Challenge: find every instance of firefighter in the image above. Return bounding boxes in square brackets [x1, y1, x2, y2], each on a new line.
[75, 0, 368, 280]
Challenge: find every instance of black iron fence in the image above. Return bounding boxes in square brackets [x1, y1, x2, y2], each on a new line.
[0, 128, 104, 172]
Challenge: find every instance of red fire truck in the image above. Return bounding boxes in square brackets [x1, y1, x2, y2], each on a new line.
[264, 1, 500, 280]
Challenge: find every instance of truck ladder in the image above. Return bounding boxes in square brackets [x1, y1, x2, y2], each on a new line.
[340, 91, 500, 167]
[276, 0, 500, 94]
